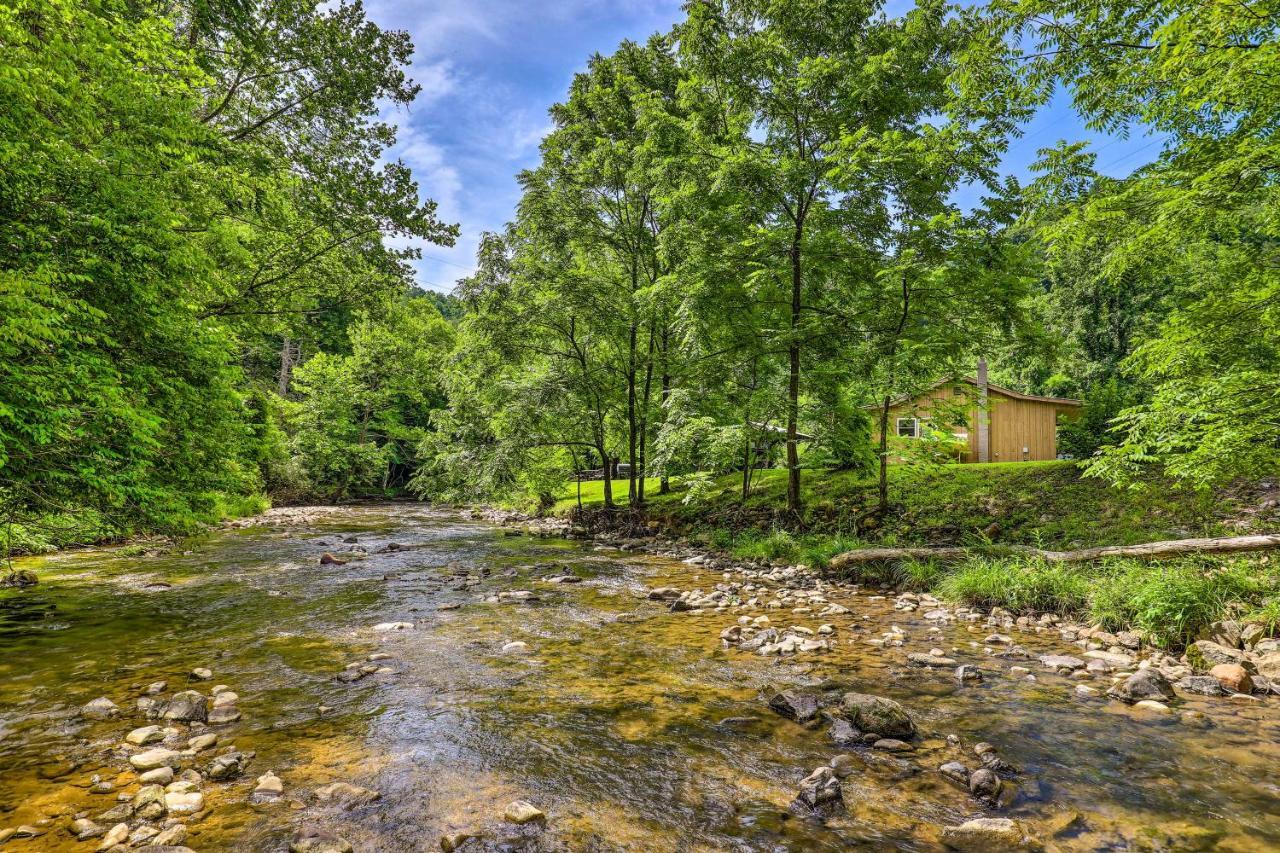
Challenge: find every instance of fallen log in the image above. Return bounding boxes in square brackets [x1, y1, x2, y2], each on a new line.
[826, 534, 1280, 570]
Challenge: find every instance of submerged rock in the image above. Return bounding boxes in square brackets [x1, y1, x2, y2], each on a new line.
[941, 817, 1029, 851]
[290, 827, 354, 853]
[504, 800, 545, 824]
[314, 782, 380, 807]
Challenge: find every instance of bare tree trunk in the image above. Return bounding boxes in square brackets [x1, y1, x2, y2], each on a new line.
[627, 322, 638, 506]
[827, 534, 1280, 569]
[637, 323, 655, 505]
[659, 326, 671, 495]
[786, 237, 802, 516]
[878, 394, 892, 515]
[278, 334, 293, 397]
[599, 440, 614, 509]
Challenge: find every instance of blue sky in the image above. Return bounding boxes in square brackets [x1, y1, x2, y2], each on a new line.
[365, 0, 1163, 293]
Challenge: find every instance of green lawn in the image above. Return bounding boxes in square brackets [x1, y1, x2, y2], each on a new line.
[552, 460, 1254, 550]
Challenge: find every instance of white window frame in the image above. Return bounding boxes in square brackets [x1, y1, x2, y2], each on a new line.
[896, 417, 921, 438]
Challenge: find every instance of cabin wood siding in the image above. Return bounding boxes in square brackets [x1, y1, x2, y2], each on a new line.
[874, 384, 1071, 463]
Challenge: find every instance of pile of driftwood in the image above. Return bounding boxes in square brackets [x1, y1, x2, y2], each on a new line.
[827, 534, 1280, 570]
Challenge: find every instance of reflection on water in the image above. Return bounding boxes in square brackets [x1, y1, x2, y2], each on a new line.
[1, 505, 1277, 851]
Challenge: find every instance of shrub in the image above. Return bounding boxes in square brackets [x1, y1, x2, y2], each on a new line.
[1089, 558, 1275, 648]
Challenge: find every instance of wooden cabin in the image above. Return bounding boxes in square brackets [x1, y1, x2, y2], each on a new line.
[874, 363, 1081, 463]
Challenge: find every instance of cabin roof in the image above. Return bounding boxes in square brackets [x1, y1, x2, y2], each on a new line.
[876, 377, 1081, 409]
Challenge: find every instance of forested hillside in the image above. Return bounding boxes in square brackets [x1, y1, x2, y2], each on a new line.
[0, 0, 455, 551]
[2, 0, 1277, 555]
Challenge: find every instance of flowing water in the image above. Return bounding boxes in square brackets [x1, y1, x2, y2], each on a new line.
[1, 504, 1278, 851]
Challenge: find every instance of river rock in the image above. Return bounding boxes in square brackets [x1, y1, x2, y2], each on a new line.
[1209, 663, 1252, 694]
[314, 782, 380, 807]
[131, 784, 167, 819]
[504, 800, 545, 824]
[829, 754, 861, 778]
[829, 719, 860, 746]
[208, 702, 242, 724]
[140, 766, 174, 784]
[98, 822, 129, 850]
[130, 748, 182, 771]
[1084, 650, 1134, 668]
[1, 568, 38, 588]
[908, 652, 956, 667]
[190, 667, 213, 680]
[1039, 654, 1085, 671]
[968, 767, 1001, 801]
[125, 725, 163, 746]
[163, 691, 209, 723]
[252, 771, 285, 803]
[164, 791, 204, 814]
[372, 621, 414, 631]
[840, 692, 915, 738]
[290, 827, 354, 853]
[1176, 676, 1228, 697]
[941, 817, 1029, 851]
[873, 738, 913, 752]
[794, 766, 843, 812]
[80, 697, 120, 720]
[1107, 668, 1175, 703]
[1186, 640, 1247, 671]
[768, 689, 819, 723]
[207, 751, 251, 780]
[1203, 619, 1242, 649]
[1255, 650, 1280, 680]
[955, 665, 983, 683]
[441, 833, 476, 852]
[71, 818, 104, 841]
[939, 761, 970, 788]
[188, 733, 218, 751]
[319, 553, 347, 566]
[647, 587, 681, 601]
[151, 824, 188, 847]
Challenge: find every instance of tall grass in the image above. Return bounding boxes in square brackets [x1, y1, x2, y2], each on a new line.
[934, 557, 1091, 615]
[1089, 558, 1275, 648]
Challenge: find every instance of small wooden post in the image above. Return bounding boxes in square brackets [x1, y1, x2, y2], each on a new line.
[976, 358, 990, 463]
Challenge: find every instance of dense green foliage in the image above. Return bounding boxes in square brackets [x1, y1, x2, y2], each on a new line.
[0, 0, 453, 552]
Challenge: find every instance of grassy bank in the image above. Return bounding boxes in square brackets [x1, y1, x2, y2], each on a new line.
[550, 462, 1280, 649]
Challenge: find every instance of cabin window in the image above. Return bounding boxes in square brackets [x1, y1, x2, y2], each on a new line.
[896, 417, 920, 438]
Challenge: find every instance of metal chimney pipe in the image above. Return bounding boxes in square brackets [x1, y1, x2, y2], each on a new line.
[976, 358, 990, 463]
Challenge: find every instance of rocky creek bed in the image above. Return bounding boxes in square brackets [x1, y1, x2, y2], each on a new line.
[1, 503, 1278, 851]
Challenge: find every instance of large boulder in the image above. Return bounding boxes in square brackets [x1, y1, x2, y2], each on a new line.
[1186, 640, 1248, 672]
[840, 692, 915, 738]
[1108, 668, 1175, 704]
[941, 818, 1030, 851]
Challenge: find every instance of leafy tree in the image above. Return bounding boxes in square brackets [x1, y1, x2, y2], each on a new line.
[961, 0, 1280, 485]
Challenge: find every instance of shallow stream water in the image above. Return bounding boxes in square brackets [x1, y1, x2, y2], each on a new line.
[1, 504, 1278, 851]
